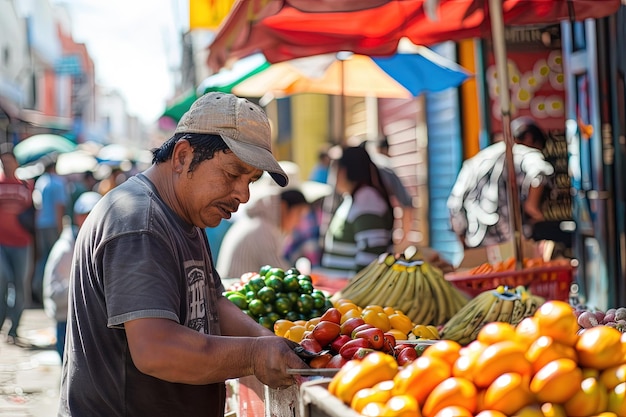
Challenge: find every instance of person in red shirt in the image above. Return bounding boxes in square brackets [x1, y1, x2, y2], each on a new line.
[0, 144, 34, 345]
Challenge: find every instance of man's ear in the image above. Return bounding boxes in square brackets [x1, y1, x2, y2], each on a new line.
[172, 139, 192, 173]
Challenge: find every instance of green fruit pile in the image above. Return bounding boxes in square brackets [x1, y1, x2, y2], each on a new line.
[224, 265, 333, 331]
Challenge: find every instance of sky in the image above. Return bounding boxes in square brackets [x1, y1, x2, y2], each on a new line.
[51, 0, 188, 124]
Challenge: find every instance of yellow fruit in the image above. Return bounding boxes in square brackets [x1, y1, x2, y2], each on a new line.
[515, 316, 542, 349]
[475, 411, 507, 417]
[533, 300, 579, 346]
[433, 405, 473, 417]
[360, 401, 387, 417]
[273, 319, 295, 337]
[600, 363, 626, 390]
[421, 377, 477, 417]
[387, 328, 409, 341]
[473, 341, 532, 388]
[421, 340, 462, 370]
[284, 325, 306, 342]
[482, 373, 533, 415]
[607, 382, 626, 416]
[563, 377, 609, 417]
[530, 358, 582, 403]
[526, 335, 578, 374]
[576, 326, 625, 370]
[382, 395, 421, 417]
[477, 321, 517, 345]
[540, 403, 567, 417]
[452, 340, 487, 382]
[351, 383, 394, 414]
[393, 356, 451, 405]
[512, 405, 544, 416]
[390, 314, 414, 335]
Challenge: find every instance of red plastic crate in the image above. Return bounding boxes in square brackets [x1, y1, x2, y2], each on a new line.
[445, 263, 574, 301]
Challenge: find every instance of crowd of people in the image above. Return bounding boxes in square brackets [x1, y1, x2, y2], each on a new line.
[0, 92, 556, 416]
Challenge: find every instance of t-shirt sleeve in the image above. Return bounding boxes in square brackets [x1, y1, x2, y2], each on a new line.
[103, 233, 182, 327]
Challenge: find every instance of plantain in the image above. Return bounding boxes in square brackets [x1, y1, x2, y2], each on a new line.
[353, 259, 399, 307]
[397, 264, 417, 315]
[332, 253, 394, 303]
[384, 264, 409, 311]
[440, 289, 497, 345]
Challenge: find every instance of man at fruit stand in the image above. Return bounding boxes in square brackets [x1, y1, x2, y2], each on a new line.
[59, 92, 309, 417]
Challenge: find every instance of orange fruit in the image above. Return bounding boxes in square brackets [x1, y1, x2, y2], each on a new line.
[511, 405, 544, 416]
[607, 382, 626, 416]
[421, 377, 477, 417]
[382, 395, 421, 417]
[514, 316, 542, 349]
[393, 356, 451, 405]
[599, 363, 626, 390]
[339, 308, 362, 323]
[525, 335, 578, 374]
[539, 403, 567, 417]
[421, 340, 462, 370]
[477, 321, 517, 345]
[452, 340, 487, 382]
[533, 300, 579, 346]
[530, 358, 583, 403]
[576, 325, 625, 370]
[284, 325, 306, 342]
[273, 319, 295, 337]
[336, 302, 359, 315]
[472, 341, 532, 388]
[475, 411, 508, 417]
[432, 405, 473, 417]
[389, 314, 414, 335]
[351, 381, 395, 414]
[360, 401, 387, 417]
[563, 377, 609, 417]
[383, 306, 396, 316]
[482, 372, 533, 415]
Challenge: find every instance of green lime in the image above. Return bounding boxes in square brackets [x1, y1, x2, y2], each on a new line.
[274, 297, 292, 316]
[263, 302, 274, 315]
[311, 292, 326, 310]
[309, 309, 322, 319]
[285, 311, 300, 321]
[248, 277, 266, 292]
[247, 299, 265, 317]
[298, 281, 313, 294]
[296, 294, 315, 314]
[227, 293, 248, 310]
[265, 276, 284, 292]
[297, 274, 312, 283]
[286, 291, 300, 305]
[245, 290, 257, 301]
[265, 267, 285, 279]
[285, 267, 301, 276]
[259, 264, 272, 277]
[282, 275, 301, 293]
[256, 287, 276, 304]
[258, 315, 275, 330]
[266, 312, 281, 325]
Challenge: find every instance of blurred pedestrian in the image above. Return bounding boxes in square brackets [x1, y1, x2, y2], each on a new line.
[0, 145, 34, 345]
[216, 187, 310, 278]
[447, 117, 554, 248]
[43, 191, 102, 359]
[308, 144, 331, 184]
[60, 92, 306, 417]
[321, 146, 394, 274]
[32, 158, 68, 305]
[363, 136, 417, 251]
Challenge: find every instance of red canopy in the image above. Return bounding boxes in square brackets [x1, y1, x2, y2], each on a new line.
[208, 0, 621, 71]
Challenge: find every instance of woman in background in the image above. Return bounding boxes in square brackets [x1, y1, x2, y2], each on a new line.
[321, 146, 394, 275]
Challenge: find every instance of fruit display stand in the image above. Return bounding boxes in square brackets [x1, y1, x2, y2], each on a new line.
[445, 262, 574, 301]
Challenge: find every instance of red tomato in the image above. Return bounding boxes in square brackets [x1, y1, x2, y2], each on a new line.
[382, 332, 397, 354]
[340, 317, 366, 336]
[300, 338, 323, 353]
[330, 334, 352, 354]
[312, 321, 341, 346]
[327, 354, 348, 369]
[340, 338, 373, 360]
[320, 307, 342, 324]
[396, 346, 418, 366]
[354, 327, 385, 350]
[351, 323, 375, 338]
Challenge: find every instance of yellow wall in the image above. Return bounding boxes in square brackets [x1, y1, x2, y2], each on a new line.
[291, 94, 330, 179]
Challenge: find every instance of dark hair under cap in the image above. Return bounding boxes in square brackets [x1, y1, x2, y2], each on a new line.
[338, 146, 374, 184]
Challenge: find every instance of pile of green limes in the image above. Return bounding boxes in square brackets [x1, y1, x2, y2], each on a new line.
[224, 265, 333, 330]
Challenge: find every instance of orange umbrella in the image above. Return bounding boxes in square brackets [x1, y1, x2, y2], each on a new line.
[233, 47, 471, 99]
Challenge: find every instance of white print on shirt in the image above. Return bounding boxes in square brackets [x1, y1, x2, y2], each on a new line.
[186, 264, 209, 334]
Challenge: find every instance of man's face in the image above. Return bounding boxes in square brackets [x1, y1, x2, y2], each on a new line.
[174, 143, 263, 228]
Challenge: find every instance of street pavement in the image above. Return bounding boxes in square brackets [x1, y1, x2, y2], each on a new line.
[0, 308, 61, 417]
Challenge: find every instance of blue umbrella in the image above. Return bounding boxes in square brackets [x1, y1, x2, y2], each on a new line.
[13, 134, 77, 165]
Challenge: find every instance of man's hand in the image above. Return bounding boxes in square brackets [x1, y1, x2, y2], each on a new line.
[249, 336, 308, 389]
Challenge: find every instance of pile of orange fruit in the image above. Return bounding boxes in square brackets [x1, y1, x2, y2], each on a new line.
[327, 300, 626, 416]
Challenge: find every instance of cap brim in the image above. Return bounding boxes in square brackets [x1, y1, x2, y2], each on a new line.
[221, 136, 288, 187]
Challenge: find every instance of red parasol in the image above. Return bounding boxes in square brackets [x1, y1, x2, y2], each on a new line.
[208, 0, 621, 71]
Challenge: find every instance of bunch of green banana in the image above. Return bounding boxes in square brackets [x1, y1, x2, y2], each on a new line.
[331, 246, 470, 326]
[439, 285, 548, 345]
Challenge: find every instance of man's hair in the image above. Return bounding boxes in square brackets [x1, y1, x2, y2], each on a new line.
[152, 133, 230, 173]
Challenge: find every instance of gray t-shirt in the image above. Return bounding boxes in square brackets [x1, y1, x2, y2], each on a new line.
[59, 174, 226, 417]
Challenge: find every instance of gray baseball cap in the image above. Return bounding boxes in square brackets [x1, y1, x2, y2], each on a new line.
[175, 92, 288, 187]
